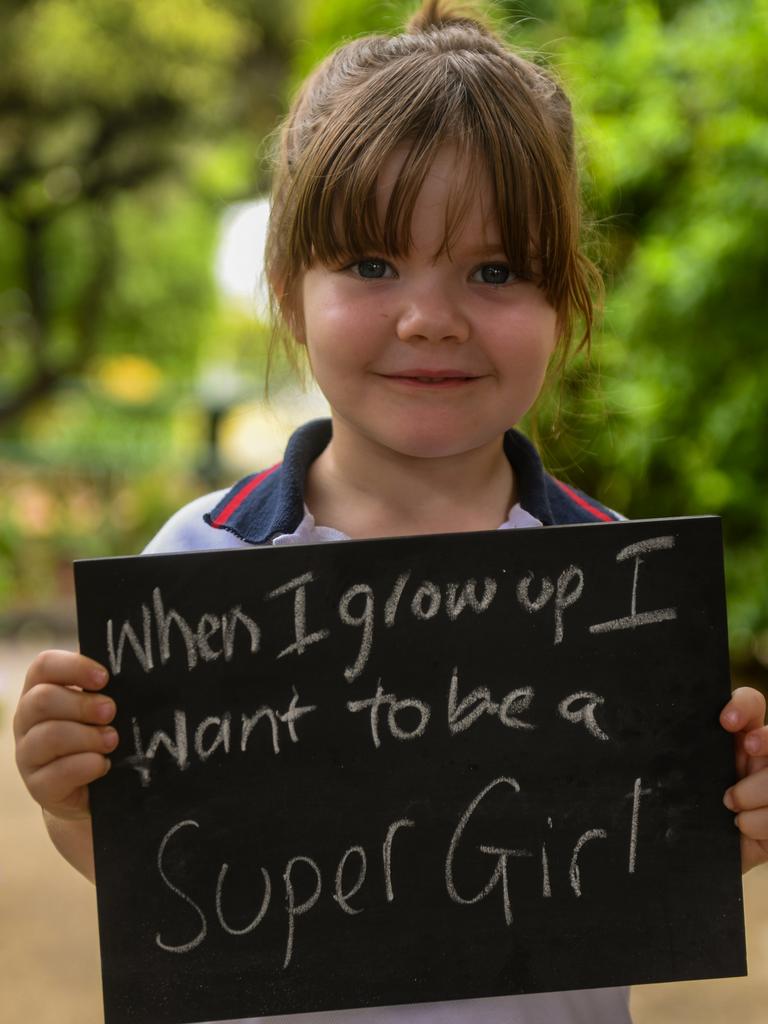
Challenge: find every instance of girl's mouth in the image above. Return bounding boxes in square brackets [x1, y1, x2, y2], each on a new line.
[381, 371, 481, 387]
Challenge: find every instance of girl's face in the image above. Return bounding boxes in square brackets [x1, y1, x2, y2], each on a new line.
[299, 144, 558, 461]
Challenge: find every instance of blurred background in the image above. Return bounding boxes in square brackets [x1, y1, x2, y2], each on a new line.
[1, 0, 767, 1021]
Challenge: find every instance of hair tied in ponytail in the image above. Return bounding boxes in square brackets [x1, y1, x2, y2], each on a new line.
[405, 0, 496, 37]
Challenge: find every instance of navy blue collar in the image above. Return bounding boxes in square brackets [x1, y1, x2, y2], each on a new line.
[204, 418, 620, 544]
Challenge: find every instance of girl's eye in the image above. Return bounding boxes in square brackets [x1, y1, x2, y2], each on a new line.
[348, 260, 520, 284]
[351, 258, 392, 279]
[468, 264, 518, 288]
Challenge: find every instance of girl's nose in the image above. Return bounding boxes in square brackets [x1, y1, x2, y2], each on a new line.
[394, 279, 471, 345]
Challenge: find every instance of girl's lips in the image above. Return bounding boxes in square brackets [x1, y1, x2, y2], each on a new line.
[385, 377, 479, 388]
[379, 371, 483, 388]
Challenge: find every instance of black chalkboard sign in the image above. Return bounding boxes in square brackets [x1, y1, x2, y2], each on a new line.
[74, 516, 746, 1024]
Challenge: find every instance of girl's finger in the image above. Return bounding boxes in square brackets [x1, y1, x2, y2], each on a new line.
[26, 752, 110, 815]
[742, 725, 768, 758]
[732, 807, 768, 843]
[724, 765, 768, 813]
[14, 683, 116, 739]
[720, 686, 767, 734]
[21, 649, 109, 697]
[18, 719, 119, 772]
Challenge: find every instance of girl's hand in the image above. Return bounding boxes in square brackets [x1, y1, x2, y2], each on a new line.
[13, 649, 118, 822]
[720, 685, 768, 874]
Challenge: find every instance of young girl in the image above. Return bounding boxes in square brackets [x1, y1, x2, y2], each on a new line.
[13, 1, 768, 1021]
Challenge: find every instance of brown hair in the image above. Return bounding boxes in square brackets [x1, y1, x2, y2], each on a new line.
[263, 0, 603, 388]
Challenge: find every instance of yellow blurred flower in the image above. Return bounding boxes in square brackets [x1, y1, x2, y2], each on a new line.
[93, 355, 164, 404]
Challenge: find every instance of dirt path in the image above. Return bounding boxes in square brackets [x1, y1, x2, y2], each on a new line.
[3, 638, 767, 1023]
[1, 640, 102, 1024]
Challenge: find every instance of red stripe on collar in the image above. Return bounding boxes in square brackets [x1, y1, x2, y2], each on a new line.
[553, 478, 614, 522]
[212, 463, 282, 527]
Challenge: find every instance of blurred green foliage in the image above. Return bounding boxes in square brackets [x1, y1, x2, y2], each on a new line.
[0, 0, 766, 675]
[0, 0, 293, 622]
[522, 0, 768, 663]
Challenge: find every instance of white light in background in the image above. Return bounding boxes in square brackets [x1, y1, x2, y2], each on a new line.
[214, 198, 271, 319]
[212, 198, 330, 471]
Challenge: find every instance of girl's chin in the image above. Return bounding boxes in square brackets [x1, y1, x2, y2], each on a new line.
[361, 427, 500, 461]
[329, 406, 513, 460]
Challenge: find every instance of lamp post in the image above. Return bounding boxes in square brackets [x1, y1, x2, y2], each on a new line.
[195, 364, 249, 489]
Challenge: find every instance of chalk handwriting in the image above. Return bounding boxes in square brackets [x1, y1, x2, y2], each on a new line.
[448, 666, 535, 734]
[383, 572, 411, 627]
[107, 588, 260, 675]
[516, 572, 554, 614]
[347, 681, 431, 748]
[569, 829, 608, 897]
[589, 536, 677, 634]
[216, 863, 271, 936]
[383, 819, 416, 902]
[339, 583, 374, 683]
[267, 573, 330, 658]
[107, 604, 153, 674]
[127, 688, 317, 786]
[554, 566, 585, 644]
[240, 687, 317, 756]
[447, 668, 609, 741]
[447, 777, 642, 918]
[130, 710, 189, 786]
[514, 565, 584, 644]
[628, 777, 652, 873]
[124, 671, 610, 785]
[542, 816, 554, 898]
[152, 776, 646, 966]
[103, 535, 683, 682]
[155, 813, 417, 970]
[411, 580, 442, 620]
[445, 578, 498, 619]
[558, 692, 610, 742]
[156, 820, 207, 953]
[340, 575, 498, 683]
[445, 777, 531, 926]
[195, 713, 231, 761]
[283, 856, 322, 968]
[333, 846, 367, 915]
